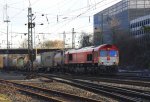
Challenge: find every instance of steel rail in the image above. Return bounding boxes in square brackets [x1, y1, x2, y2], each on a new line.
[73, 76, 150, 87]
[42, 73, 150, 87]
[0, 79, 100, 102]
[0, 82, 62, 102]
[42, 74, 150, 98]
[73, 79, 150, 100]
[41, 75, 142, 102]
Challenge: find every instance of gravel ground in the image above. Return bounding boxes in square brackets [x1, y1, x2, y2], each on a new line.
[18, 77, 117, 102]
[0, 94, 11, 102]
[0, 83, 46, 102]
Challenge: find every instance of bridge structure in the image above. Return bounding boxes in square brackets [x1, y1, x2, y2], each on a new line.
[0, 48, 62, 54]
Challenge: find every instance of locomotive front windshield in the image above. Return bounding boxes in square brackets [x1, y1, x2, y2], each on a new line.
[100, 50, 107, 57]
[100, 50, 117, 57]
[109, 50, 117, 57]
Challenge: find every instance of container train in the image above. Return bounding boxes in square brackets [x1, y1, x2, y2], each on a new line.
[33, 44, 119, 73]
[0, 44, 119, 73]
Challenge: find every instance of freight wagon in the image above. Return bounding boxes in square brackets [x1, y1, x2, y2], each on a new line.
[40, 52, 56, 71]
[0, 55, 3, 68]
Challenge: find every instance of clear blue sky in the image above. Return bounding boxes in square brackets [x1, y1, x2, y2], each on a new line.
[0, 0, 121, 48]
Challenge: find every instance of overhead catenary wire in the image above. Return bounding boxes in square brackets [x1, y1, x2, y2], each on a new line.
[3, 0, 120, 30]
[29, 0, 101, 22]
[6, 1, 25, 6]
[34, 1, 99, 18]
[30, 0, 113, 34]
[51, 0, 121, 33]
[37, 0, 71, 13]
[9, 0, 110, 21]
[11, 8, 26, 20]
[51, 0, 107, 32]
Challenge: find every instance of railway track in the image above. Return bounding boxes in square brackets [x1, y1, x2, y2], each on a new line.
[86, 71, 150, 81]
[40, 73, 150, 87]
[72, 76, 150, 87]
[118, 71, 150, 77]
[41, 74, 150, 102]
[0, 79, 100, 102]
[115, 72, 150, 81]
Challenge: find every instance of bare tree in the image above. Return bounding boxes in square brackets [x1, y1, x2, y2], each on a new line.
[20, 39, 64, 49]
[39, 40, 64, 49]
[80, 32, 93, 48]
[108, 16, 120, 44]
[143, 26, 150, 32]
[113, 24, 150, 69]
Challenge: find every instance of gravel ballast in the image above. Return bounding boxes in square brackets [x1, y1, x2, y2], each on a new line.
[18, 77, 117, 102]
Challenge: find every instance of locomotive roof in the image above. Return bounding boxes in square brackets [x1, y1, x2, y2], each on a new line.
[65, 44, 113, 54]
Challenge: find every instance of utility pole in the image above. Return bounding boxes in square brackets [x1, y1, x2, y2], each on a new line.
[10, 24, 12, 48]
[101, 14, 104, 44]
[4, 4, 10, 49]
[28, 7, 34, 72]
[72, 28, 75, 49]
[4, 4, 10, 69]
[34, 27, 35, 48]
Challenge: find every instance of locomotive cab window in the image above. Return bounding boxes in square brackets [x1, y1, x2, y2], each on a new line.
[68, 54, 72, 61]
[110, 50, 117, 57]
[100, 50, 107, 57]
[87, 54, 92, 61]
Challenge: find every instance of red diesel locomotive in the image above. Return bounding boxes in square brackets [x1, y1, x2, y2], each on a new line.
[64, 44, 119, 73]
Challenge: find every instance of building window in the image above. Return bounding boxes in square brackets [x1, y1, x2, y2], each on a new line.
[130, 24, 133, 28]
[145, 4, 150, 8]
[133, 23, 136, 28]
[137, 0, 144, 5]
[137, 23, 139, 28]
[146, 19, 149, 24]
[148, 19, 150, 24]
[141, 21, 143, 26]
